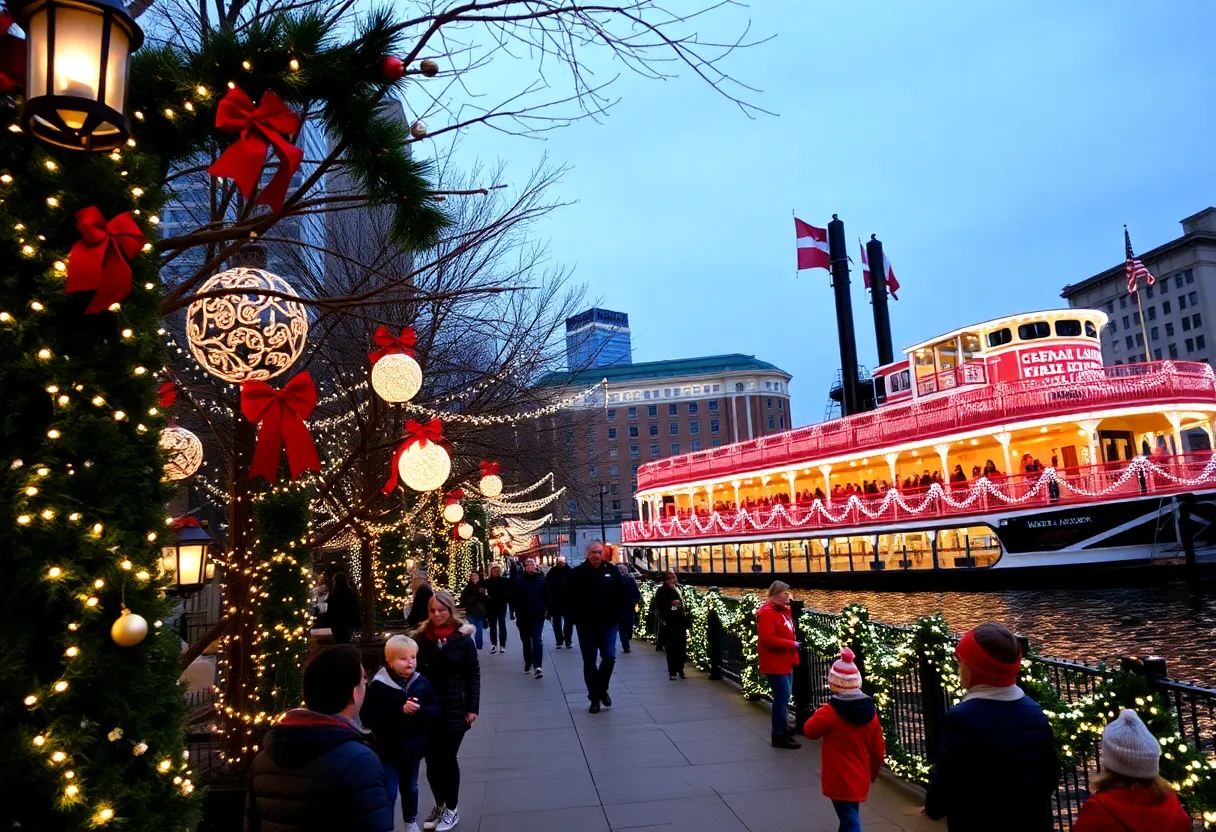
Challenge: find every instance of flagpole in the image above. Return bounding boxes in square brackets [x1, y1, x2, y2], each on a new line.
[1135, 289, 1151, 363]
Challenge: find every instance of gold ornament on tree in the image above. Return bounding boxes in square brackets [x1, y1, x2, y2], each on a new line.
[185, 267, 308, 383]
[368, 326, 422, 403]
[159, 424, 203, 480]
[409, 119, 427, 139]
[110, 607, 148, 647]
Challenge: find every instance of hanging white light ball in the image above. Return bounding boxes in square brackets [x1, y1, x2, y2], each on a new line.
[185, 267, 308, 383]
[457, 522, 474, 540]
[398, 442, 451, 492]
[479, 474, 503, 498]
[371, 352, 423, 403]
[159, 425, 203, 481]
[442, 502, 465, 524]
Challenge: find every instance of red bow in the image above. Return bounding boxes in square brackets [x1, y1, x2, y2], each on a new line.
[369, 326, 417, 364]
[444, 488, 464, 505]
[382, 419, 445, 494]
[0, 10, 24, 94]
[172, 516, 201, 529]
[158, 381, 178, 408]
[207, 87, 303, 212]
[66, 207, 145, 314]
[479, 461, 501, 477]
[240, 372, 321, 482]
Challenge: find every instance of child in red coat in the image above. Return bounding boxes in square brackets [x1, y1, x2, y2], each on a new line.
[803, 648, 885, 832]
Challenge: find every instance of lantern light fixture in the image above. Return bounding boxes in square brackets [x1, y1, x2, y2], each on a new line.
[19, 0, 144, 151]
[160, 519, 212, 594]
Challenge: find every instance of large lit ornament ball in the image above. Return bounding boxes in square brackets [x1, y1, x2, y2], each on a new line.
[442, 502, 465, 524]
[479, 474, 503, 498]
[398, 442, 451, 492]
[159, 425, 203, 481]
[185, 267, 308, 383]
[110, 608, 149, 647]
[457, 522, 474, 540]
[371, 353, 422, 403]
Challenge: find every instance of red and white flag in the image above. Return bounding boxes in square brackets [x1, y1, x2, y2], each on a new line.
[795, 218, 830, 271]
[859, 240, 901, 301]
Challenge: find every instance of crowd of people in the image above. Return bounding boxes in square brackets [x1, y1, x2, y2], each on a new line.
[248, 546, 1191, 832]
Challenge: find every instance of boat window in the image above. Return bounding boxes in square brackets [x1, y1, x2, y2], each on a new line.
[1017, 321, 1051, 340]
[1054, 319, 1082, 337]
[1084, 321, 1098, 338]
[987, 327, 1012, 348]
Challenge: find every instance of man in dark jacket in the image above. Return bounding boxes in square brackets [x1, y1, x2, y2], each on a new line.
[616, 563, 642, 653]
[565, 541, 625, 713]
[245, 644, 394, 832]
[405, 571, 434, 627]
[924, 623, 1060, 831]
[544, 556, 574, 648]
[483, 564, 511, 654]
[511, 558, 551, 678]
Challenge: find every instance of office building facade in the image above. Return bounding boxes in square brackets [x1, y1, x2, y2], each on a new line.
[565, 307, 633, 370]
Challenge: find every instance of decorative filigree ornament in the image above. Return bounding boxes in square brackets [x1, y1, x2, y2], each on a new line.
[159, 425, 203, 481]
[185, 267, 308, 383]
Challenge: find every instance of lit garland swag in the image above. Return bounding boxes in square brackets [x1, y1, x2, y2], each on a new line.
[638, 585, 1216, 818]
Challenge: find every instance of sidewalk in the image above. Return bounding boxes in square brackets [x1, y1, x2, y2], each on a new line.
[402, 626, 942, 831]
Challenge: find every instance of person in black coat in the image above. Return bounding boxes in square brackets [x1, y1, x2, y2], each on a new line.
[458, 571, 488, 650]
[652, 570, 689, 679]
[245, 644, 394, 832]
[617, 563, 642, 653]
[483, 564, 511, 653]
[413, 591, 480, 832]
[404, 571, 434, 627]
[924, 623, 1060, 831]
[325, 571, 362, 644]
[544, 557, 574, 648]
[511, 558, 551, 678]
[565, 542, 625, 713]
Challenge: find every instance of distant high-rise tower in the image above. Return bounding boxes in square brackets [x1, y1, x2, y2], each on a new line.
[565, 308, 632, 370]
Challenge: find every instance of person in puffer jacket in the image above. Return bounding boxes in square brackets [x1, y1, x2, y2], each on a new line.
[803, 648, 886, 832]
[244, 644, 394, 832]
[1074, 709, 1191, 832]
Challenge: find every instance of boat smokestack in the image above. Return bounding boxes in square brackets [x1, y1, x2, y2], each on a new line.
[866, 234, 895, 368]
[828, 214, 861, 416]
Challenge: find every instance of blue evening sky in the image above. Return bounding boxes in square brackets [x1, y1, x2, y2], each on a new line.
[436, 2, 1216, 428]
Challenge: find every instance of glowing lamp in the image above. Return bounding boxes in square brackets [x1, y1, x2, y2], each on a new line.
[442, 502, 464, 524]
[20, 0, 143, 151]
[457, 522, 473, 540]
[370, 352, 422, 403]
[397, 442, 450, 492]
[478, 473, 502, 498]
[160, 520, 212, 593]
[159, 425, 203, 480]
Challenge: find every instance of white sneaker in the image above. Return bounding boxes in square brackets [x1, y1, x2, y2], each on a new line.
[405, 823, 421, 832]
[422, 805, 445, 831]
[490, 645, 498, 654]
[436, 808, 459, 831]
[500, 646, 507, 654]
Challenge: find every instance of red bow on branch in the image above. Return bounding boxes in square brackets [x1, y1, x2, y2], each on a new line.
[172, 516, 201, 529]
[0, 10, 25, 94]
[241, 372, 321, 482]
[207, 86, 303, 212]
[479, 460, 500, 477]
[158, 381, 178, 408]
[382, 418, 445, 494]
[369, 326, 417, 364]
[66, 206, 145, 314]
[444, 488, 464, 505]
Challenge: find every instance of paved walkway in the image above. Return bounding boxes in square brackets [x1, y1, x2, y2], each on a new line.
[402, 627, 941, 832]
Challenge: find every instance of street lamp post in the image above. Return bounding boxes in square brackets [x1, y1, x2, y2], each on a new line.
[160, 518, 213, 595]
[599, 484, 607, 544]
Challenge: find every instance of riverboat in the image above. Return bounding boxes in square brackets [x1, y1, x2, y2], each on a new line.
[621, 309, 1216, 589]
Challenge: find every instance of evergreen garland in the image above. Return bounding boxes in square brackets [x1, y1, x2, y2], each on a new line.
[375, 530, 409, 620]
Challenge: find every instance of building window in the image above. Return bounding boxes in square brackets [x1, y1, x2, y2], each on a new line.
[1110, 319, 1117, 332]
[608, 448, 618, 459]
[1146, 285, 1154, 299]
[708, 399, 719, 412]
[1186, 269, 1195, 284]
[1151, 326, 1159, 341]
[627, 406, 637, 419]
[1163, 300, 1171, 314]
[710, 419, 720, 433]
[610, 483, 619, 496]
[606, 408, 616, 421]
[629, 445, 639, 459]
[690, 420, 699, 435]
[712, 439, 722, 447]
[1154, 348, 1162, 360]
[650, 443, 659, 457]
[1194, 313, 1203, 328]
[608, 464, 618, 476]
[1133, 311, 1140, 325]
[1120, 296, 1128, 309]
[668, 403, 678, 416]
[607, 427, 617, 440]
[1186, 338, 1195, 353]
[735, 382, 744, 392]
[1106, 301, 1115, 313]
[688, 402, 698, 415]
[1190, 291, 1199, 306]
[1125, 335, 1134, 349]
[1147, 307, 1156, 321]
[648, 404, 657, 417]
[669, 422, 679, 435]
[1166, 322, 1175, 337]
[691, 440, 701, 451]
[1180, 296, 1188, 311]
[1199, 335, 1208, 351]
[778, 399, 784, 411]
[1169, 343, 1179, 358]
[628, 425, 639, 438]
[1113, 340, 1120, 352]
[768, 415, 775, 429]
[766, 397, 774, 409]
[611, 500, 621, 511]
[1018, 321, 1051, 340]
[779, 416, 785, 429]
[1177, 274, 1185, 288]
[1136, 333, 1144, 346]
[649, 424, 658, 437]
[670, 443, 680, 455]
[1183, 318, 1192, 332]
[589, 465, 598, 478]
[1122, 315, 1130, 329]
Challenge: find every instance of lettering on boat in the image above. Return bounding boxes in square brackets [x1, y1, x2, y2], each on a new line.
[1026, 516, 1092, 529]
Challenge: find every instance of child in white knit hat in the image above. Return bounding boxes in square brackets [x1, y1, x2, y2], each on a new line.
[803, 648, 885, 832]
[1074, 708, 1190, 832]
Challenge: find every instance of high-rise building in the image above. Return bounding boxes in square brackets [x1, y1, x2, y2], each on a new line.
[565, 307, 632, 370]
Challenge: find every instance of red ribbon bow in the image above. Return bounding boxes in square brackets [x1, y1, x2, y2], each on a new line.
[66, 206, 146, 314]
[240, 372, 321, 482]
[369, 326, 417, 364]
[207, 86, 303, 212]
[382, 418, 445, 494]
[479, 461, 501, 477]
[444, 488, 464, 505]
[172, 516, 201, 529]
[0, 10, 24, 94]
[158, 381, 178, 409]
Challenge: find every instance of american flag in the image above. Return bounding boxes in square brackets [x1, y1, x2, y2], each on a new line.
[1125, 226, 1155, 294]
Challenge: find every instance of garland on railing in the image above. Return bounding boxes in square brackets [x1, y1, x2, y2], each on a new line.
[644, 586, 1216, 823]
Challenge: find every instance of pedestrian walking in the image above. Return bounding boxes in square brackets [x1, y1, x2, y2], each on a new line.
[309, 573, 329, 621]
[617, 563, 642, 653]
[244, 644, 394, 832]
[510, 558, 550, 679]
[458, 572, 488, 650]
[325, 571, 362, 645]
[802, 648, 886, 832]
[544, 556, 574, 648]
[360, 636, 441, 832]
[483, 564, 510, 654]
[651, 570, 688, 679]
[405, 571, 434, 627]
[1073, 709, 1191, 832]
[923, 622, 1060, 831]
[566, 541, 625, 713]
[756, 580, 801, 749]
[414, 591, 480, 832]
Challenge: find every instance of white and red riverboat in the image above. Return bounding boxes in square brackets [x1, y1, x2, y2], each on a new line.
[622, 309, 1216, 588]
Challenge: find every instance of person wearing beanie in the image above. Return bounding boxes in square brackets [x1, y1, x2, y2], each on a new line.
[1074, 709, 1191, 832]
[756, 581, 801, 749]
[803, 648, 886, 832]
[923, 623, 1060, 831]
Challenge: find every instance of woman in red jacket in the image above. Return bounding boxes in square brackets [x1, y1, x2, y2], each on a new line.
[756, 581, 801, 749]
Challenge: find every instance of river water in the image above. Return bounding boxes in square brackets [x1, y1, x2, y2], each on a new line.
[730, 581, 1216, 683]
